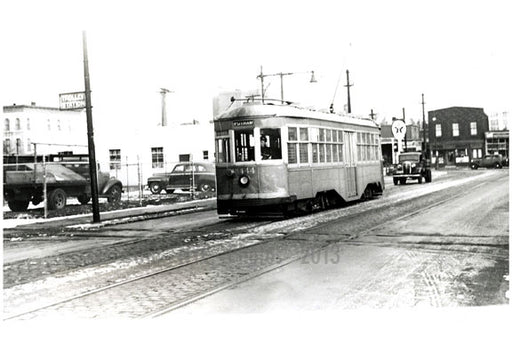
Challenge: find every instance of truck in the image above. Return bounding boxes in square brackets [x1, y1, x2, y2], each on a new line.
[3, 154, 123, 212]
[392, 151, 432, 185]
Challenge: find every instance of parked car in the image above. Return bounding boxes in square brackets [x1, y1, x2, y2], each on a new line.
[470, 154, 505, 169]
[392, 152, 432, 185]
[165, 162, 216, 193]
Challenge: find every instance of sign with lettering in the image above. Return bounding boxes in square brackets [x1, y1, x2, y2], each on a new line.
[59, 92, 86, 110]
[233, 120, 254, 128]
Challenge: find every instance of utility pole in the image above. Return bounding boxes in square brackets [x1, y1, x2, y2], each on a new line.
[369, 109, 377, 120]
[160, 88, 173, 126]
[82, 31, 100, 223]
[344, 70, 353, 113]
[422, 93, 427, 154]
[402, 107, 407, 151]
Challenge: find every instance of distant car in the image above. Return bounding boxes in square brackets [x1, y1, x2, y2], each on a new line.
[165, 162, 216, 193]
[470, 154, 504, 169]
[392, 152, 432, 185]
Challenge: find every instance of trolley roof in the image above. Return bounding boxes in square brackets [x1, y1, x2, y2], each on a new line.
[215, 103, 379, 129]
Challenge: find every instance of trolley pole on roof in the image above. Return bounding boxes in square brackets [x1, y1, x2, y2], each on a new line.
[344, 70, 353, 113]
[82, 31, 101, 223]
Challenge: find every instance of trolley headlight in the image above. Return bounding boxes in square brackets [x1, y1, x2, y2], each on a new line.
[239, 175, 250, 187]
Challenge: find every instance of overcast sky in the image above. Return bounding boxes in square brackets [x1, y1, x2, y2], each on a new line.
[1, 0, 510, 131]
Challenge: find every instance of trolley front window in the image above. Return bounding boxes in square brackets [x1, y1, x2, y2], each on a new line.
[260, 128, 282, 160]
[235, 130, 255, 162]
[216, 137, 231, 163]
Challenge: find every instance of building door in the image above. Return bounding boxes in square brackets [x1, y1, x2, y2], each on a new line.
[344, 131, 358, 197]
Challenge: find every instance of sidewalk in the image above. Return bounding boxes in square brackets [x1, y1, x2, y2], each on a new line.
[2, 198, 217, 231]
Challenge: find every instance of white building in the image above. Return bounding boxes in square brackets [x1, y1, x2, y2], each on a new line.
[95, 121, 215, 188]
[3, 103, 87, 156]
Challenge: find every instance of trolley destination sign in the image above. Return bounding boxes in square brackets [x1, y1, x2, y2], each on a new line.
[59, 91, 86, 110]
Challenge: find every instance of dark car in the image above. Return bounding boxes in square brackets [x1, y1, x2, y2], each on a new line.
[392, 152, 432, 185]
[470, 154, 504, 169]
[165, 162, 216, 193]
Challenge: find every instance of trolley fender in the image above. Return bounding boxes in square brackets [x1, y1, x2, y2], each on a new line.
[100, 179, 123, 194]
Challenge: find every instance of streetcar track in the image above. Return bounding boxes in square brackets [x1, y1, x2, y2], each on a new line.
[4, 171, 508, 318]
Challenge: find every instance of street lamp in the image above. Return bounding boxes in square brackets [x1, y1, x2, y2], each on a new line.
[257, 66, 317, 104]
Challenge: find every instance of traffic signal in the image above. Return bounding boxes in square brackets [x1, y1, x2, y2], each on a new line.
[393, 140, 398, 152]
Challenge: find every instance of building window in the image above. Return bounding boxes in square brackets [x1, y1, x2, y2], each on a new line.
[472, 149, 482, 159]
[109, 149, 121, 170]
[15, 138, 22, 154]
[203, 150, 209, 160]
[435, 124, 442, 137]
[47, 119, 51, 131]
[27, 118, 30, 130]
[4, 139, 11, 154]
[179, 154, 191, 162]
[452, 123, 459, 137]
[15, 118, 21, 130]
[57, 119, 61, 131]
[470, 122, 477, 135]
[4, 119, 10, 132]
[151, 147, 164, 168]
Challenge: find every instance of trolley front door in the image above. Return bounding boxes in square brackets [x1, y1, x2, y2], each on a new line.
[344, 131, 358, 197]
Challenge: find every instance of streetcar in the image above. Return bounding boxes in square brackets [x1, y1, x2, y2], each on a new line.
[214, 102, 384, 216]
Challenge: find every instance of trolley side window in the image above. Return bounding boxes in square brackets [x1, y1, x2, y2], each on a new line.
[216, 137, 231, 163]
[260, 128, 282, 160]
[235, 130, 255, 162]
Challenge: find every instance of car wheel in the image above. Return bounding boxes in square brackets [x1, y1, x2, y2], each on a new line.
[495, 162, 502, 169]
[400, 178, 406, 185]
[470, 164, 477, 169]
[48, 188, 67, 210]
[77, 194, 91, 205]
[199, 182, 215, 193]
[393, 178, 398, 185]
[107, 184, 122, 203]
[418, 176, 423, 184]
[8, 200, 30, 212]
[149, 182, 163, 194]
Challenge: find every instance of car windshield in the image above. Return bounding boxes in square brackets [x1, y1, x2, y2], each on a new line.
[399, 154, 420, 162]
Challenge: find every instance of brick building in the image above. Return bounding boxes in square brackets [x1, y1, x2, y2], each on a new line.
[428, 106, 488, 167]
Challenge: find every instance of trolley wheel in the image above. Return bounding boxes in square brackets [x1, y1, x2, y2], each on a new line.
[107, 184, 122, 203]
[48, 188, 67, 210]
[418, 176, 423, 184]
[77, 194, 91, 205]
[8, 200, 30, 212]
[149, 182, 163, 194]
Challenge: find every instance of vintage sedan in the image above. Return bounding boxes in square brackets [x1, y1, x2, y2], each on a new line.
[165, 162, 216, 193]
[470, 154, 505, 169]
